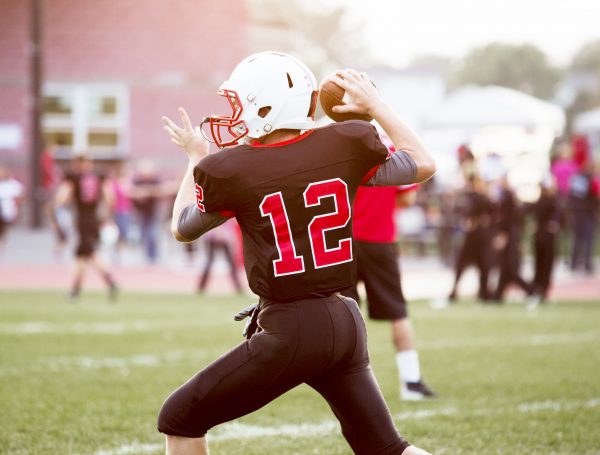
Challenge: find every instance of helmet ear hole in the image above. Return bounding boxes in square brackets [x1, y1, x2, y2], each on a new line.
[286, 73, 293, 88]
[258, 106, 272, 118]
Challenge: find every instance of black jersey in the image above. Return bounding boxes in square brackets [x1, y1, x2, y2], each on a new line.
[459, 189, 494, 231]
[67, 172, 104, 224]
[194, 121, 392, 301]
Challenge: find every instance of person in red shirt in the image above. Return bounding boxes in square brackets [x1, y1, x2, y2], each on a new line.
[343, 176, 436, 400]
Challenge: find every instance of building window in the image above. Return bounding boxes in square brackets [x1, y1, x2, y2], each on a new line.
[42, 83, 129, 159]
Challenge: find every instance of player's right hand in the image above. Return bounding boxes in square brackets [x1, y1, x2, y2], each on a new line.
[162, 107, 209, 161]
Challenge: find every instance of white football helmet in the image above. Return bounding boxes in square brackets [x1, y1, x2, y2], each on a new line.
[204, 51, 318, 148]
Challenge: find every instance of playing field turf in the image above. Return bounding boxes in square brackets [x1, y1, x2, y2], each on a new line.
[1, 290, 599, 454]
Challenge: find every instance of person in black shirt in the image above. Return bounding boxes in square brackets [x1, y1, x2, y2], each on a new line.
[54, 155, 118, 299]
[448, 174, 495, 302]
[491, 177, 535, 303]
[529, 179, 562, 302]
[568, 162, 600, 273]
[130, 160, 163, 264]
[157, 52, 436, 455]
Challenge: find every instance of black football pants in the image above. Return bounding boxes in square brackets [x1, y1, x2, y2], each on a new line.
[157, 293, 410, 454]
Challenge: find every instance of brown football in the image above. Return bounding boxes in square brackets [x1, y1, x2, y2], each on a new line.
[319, 79, 373, 123]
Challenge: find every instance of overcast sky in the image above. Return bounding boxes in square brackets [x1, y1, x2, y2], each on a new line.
[335, 0, 600, 67]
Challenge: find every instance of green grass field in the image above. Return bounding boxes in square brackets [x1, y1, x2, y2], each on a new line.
[1, 291, 599, 455]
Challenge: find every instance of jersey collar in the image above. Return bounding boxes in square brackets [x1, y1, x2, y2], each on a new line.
[248, 130, 314, 148]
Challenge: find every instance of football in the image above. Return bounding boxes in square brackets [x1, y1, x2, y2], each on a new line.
[319, 77, 373, 123]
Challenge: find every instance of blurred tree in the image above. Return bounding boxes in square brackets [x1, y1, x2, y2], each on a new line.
[571, 39, 600, 76]
[248, 0, 371, 81]
[563, 39, 600, 131]
[452, 43, 560, 100]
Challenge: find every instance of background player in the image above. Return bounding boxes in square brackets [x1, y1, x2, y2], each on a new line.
[448, 174, 495, 302]
[54, 155, 118, 300]
[343, 179, 436, 400]
[158, 52, 436, 455]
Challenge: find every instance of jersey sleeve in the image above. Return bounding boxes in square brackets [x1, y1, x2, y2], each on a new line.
[177, 204, 229, 241]
[362, 151, 417, 186]
[192, 154, 237, 214]
[355, 121, 391, 166]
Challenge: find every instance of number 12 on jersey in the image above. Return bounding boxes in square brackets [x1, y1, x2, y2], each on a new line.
[259, 178, 352, 277]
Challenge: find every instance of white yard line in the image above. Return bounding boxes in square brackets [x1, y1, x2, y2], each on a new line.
[0, 351, 206, 377]
[0, 320, 155, 334]
[0, 319, 224, 335]
[417, 331, 600, 350]
[2, 330, 597, 377]
[48, 351, 200, 370]
[92, 443, 161, 455]
[87, 398, 600, 455]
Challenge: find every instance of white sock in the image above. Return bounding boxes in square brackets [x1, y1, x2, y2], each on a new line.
[396, 350, 421, 383]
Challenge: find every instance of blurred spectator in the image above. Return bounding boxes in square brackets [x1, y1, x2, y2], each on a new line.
[437, 190, 461, 266]
[131, 160, 163, 264]
[491, 176, 535, 303]
[343, 183, 436, 400]
[0, 165, 25, 250]
[551, 142, 578, 198]
[448, 174, 495, 302]
[457, 144, 476, 182]
[54, 155, 118, 299]
[197, 218, 242, 293]
[479, 151, 506, 182]
[41, 142, 61, 196]
[568, 160, 599, 274]
[551, 141, 578, 262]
[40, 143, 68, 255]
[571, 134, 590, 169]
[529, 177, 562, 303]
[109, 163, 133, 255]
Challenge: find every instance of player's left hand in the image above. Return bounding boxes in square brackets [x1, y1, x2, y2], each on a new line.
[162, 107, 209, 161]
[330, 69, 383, 118]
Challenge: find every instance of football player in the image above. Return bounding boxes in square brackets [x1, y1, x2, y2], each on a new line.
[158, 52, 436, 455]
[54, 155, 118, 300]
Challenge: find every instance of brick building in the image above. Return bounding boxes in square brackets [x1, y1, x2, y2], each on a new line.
[0, 0, 248, 182]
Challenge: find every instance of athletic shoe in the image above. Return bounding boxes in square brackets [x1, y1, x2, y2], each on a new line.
[401, 380, 437, 401]
[68, 289, 80, 302]
[526, 293, 541, 311]
[108, 284, 119, 302]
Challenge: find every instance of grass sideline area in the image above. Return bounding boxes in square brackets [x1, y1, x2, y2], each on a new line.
[1, 291, 599, 454]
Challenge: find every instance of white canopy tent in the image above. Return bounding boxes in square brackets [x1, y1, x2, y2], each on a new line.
[420, 85, 566, 200]
[423, 85, 565, 135]
[573, 107, 600, 133]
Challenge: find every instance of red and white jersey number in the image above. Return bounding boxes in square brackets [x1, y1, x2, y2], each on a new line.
[260, 178, 352, 277]
[304, 179, 352, 268]
[195, 183, 205, 212]
[259, 192, 305, 276]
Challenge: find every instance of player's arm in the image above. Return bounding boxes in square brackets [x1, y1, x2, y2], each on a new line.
[396, 185, 418, 208]
[162, 107, 219, 242]
[176, 204, 228, 242]
[101, 179, 115, 221]
[54, 180, 73, 208]
[50, 180, 72, 241]
[330, 69, 436, 183]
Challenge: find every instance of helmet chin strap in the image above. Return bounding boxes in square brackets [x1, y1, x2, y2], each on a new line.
[199, 117, 215, 144]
